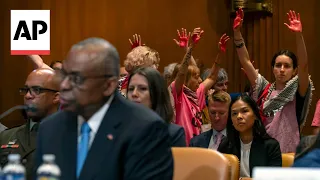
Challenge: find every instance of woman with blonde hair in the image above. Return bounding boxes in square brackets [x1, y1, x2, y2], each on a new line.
[171, 27, 229, 145]
[119, 35, 160, 96]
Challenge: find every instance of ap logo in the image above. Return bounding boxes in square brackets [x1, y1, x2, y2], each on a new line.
[11, 10, 50, 55]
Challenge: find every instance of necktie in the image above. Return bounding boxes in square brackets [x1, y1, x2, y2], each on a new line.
[77, 122, 91, 178]
[213, 132, 223, 150]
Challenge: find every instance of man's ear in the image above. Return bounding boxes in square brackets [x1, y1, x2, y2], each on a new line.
[53, 92, 60, 104]
[103, 77, 118, 97]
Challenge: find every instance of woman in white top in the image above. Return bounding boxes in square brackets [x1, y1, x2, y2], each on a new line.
[218, 94, 282, 178]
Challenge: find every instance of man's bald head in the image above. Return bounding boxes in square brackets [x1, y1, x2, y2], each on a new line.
[70, 37, 120, 77]
[27, 68, 59, 90]
[24, 68, 60, 122]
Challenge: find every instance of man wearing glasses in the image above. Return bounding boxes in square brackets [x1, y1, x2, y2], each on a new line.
[0, 68, 60, 179]
[35, 38, 173, 180]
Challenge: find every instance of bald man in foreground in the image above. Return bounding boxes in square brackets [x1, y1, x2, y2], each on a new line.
[0, 68, 60, 180]
[35, 38, 173, 180]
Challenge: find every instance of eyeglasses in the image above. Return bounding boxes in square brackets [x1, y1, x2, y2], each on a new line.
[19, 86, 58, 96]
[55, 69, 114, 87]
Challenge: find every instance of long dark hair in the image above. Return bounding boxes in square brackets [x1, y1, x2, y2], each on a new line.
[127, 67, 174, 123]
[227, 94, 271, 149]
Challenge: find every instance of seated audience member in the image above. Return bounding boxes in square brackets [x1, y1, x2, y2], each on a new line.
[50, 60, 63, 70]
[164, 63, 178, 122]
[190, 90, 230, 149]
[218, 94, 282, 178]
[293, 133, 320, 167]
[120, 35, 160, 96]
[295, 135, 317, 158]
[36, 38, 173, 179]
[119, 66, 128, 78]
[0, 68, 60, 180]
[201, 68, 242, 100]
[293, 148, 320, 167]
[201, 68, 228, 92]
[201, 68, 229, 125]
[311, 99, 320, 134]
[164, 63, 178, 87]
[118, 66, 129, 93]
[127, 67, 186, 147]
[294, 133, 320, 163]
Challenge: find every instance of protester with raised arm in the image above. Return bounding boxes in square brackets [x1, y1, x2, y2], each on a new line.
[171, 27, 230, 145]
[233, 8, 313, 153]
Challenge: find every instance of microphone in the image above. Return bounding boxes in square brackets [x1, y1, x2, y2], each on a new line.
[0, 105, 37, 120]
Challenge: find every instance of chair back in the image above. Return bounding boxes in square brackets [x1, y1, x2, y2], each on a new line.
[223, 153, 240, 180]
[282, 153, 295, 167]
[172, 147, 230, 180]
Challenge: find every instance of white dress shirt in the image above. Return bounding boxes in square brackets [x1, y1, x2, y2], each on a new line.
[77, 94, 114, 149]
[208, 129, 226, 149]
[240, 139, 252, 177]
[29, 120, 37, 131]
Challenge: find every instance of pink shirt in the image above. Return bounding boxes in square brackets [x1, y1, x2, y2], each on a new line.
[265, 90, 299, 153]
[171, 81, 206, 145]
[312, 100, 320, 127]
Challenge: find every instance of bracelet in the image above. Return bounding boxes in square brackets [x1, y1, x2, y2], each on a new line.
[214, 61, 221, 66]
[235, 42, 245, 48]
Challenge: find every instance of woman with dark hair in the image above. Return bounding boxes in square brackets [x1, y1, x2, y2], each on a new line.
[233, 8, 313, 153]
[218, 94, 281, 178]
[127, 67, 186, 147]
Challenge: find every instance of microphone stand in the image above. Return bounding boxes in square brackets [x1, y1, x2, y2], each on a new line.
[0, 105, 29, 120]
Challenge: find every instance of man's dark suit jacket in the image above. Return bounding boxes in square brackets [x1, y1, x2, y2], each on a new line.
[189, 129, 224, 149]
[218, 137, 282, 176]
[295, 135, 317, 159]
[0, 124, 36, 180]
[168, 124, 186, 147]
[35, 93, 173, 180]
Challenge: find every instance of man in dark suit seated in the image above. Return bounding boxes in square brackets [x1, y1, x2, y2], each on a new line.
[0, 68, 60, 180]
[35, 37, 173, 180]
[293, 134, 320, 167]
[295, 135, 317, 158]
[190, 90, 230, 149]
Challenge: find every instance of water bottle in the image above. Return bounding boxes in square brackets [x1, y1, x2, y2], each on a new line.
[3, 154, 25, 180]
[37, 154, 60, 180]
[0, 166, 3, 180]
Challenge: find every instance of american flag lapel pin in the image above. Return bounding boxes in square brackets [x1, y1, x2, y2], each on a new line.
[107, 134, 113, 140]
